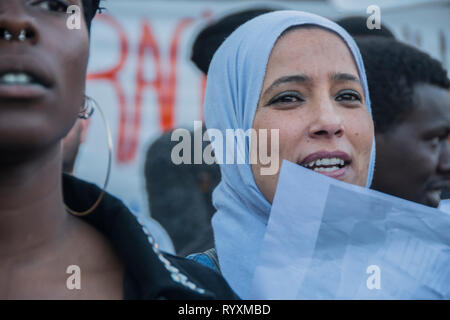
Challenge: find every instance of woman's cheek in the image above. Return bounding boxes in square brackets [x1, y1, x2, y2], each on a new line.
[279, 111, 308, 155]
[353, 111, 374, 185]
[277, 132, 295, 165]
[349, 108, 373, 146]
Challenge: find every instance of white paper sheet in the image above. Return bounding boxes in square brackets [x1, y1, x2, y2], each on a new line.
[251, 160, 450, 299]
[439, 199, 450, 215]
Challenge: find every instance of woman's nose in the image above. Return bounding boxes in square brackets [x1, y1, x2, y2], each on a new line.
[308, 100, 344, 139]
[0, 2, 39, 44]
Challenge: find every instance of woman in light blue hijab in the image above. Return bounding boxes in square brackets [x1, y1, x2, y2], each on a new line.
[201, 10, 376, 299]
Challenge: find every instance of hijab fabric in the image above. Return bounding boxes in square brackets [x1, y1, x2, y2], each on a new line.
[204, 10, 376, 299]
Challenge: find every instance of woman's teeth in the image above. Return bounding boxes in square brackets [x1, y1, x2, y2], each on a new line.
[0, 72, 34, 85]
[304, 158, 345, 168]
[313, 166, 341, 172]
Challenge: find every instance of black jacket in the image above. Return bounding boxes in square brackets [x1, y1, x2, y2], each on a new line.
[63, 174, 238, 300]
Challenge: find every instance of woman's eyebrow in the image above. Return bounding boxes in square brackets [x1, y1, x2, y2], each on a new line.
[330, 72, 361, 85]
[262, 74, 311, 97]
[261, 73, 362, 99]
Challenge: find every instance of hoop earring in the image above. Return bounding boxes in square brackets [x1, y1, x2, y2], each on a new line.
[78, 95, 95, 119]
[65, 96, 113, 217]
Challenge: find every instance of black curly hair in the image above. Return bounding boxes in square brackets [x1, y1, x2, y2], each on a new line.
[356, 37, 450, 133]
[82, 0, 104, 31]
[336, 16, 395, 39]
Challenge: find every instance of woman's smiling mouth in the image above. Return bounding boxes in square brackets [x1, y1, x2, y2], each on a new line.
[298, 151, 352, 179]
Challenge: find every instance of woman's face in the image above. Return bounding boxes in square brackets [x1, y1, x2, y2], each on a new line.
[0, 0, 90, 159]
[251, 27, 374, 203]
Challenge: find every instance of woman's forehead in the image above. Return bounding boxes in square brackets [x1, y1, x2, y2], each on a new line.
[264, 27, 360, 84]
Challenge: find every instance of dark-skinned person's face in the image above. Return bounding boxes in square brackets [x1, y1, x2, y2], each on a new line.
[372, 83, 450, 208]
[0, 0, 90, 161]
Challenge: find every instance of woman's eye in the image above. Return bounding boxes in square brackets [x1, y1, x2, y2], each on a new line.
[268, 92, 305, 107]
[34, 0, 69, 13]
[335, 90, 361, 102]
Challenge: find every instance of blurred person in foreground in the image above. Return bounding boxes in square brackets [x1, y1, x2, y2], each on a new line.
[62, 119, 176, 253]
[0, 0, 236, 299]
